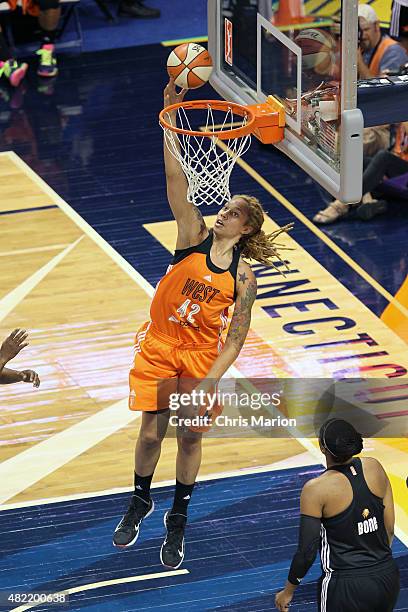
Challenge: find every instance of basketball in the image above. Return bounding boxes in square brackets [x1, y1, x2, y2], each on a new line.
[295, 29, 336, 75]
[167, 43, 213, 89]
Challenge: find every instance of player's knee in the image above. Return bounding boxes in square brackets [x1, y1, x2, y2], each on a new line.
[139, 429, 163, 448]
[374, 149, 390, 163]
[177, 434, 202, 454]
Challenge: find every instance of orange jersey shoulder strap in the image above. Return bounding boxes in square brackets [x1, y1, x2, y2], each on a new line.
[172, 230, 241, 296]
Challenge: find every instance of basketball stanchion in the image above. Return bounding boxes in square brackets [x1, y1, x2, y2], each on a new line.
[159, 96, 285, 207]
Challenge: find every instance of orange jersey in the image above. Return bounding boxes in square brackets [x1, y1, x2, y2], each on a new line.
[149, 231, 240, 345]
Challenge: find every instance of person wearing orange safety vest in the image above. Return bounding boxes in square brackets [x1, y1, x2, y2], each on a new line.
[358, 3, 408, 78]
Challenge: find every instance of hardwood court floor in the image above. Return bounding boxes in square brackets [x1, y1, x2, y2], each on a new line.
[1, 467, 407, 611]
[0, 44, 407, 543]
[0, 152, 305, 505]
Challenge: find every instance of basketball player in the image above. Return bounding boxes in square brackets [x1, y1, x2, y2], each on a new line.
[113, 79, 292, 568]
[275, 418, 400, 611]
[0, 329, 40, 387]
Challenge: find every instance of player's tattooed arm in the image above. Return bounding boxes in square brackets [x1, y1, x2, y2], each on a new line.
[226, 264, 257, 354]
[206, 260, 256, 380]
[202, 262, 256, 382]
[238, 270, 248, 284]
[191, 202, 208, 237]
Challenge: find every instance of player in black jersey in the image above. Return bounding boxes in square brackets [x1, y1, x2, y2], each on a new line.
[275, 418, 400, 612]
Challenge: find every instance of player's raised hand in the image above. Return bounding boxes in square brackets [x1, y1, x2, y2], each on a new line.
[0, 329, 29, 364]
[20, 369, 40, 388]
[164, 78, 187, 109]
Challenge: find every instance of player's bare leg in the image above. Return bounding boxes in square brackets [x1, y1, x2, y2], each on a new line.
[113, 411, 169, 548]
[160, 433, 202, 569]
[135, 410, 170, 476]
[175, 434, 202, 484]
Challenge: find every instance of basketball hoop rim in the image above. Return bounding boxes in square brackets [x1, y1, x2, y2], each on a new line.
[159, 99, 256, 140]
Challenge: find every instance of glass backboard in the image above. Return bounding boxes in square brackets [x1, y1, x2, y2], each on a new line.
[208, 0, 364, 203]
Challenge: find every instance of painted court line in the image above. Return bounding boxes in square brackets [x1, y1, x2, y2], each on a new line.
[9, 569, 189, 612]
[0, 238, 83, 325]
[6, 152, 154, 299]
[0, 205, 58, 216]
[0, 244, 71, 257]
[0, 399, 140, 505]
[0, 451, 317, 511]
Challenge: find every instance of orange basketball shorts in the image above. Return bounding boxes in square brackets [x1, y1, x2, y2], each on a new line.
[129, 322, 223, 421]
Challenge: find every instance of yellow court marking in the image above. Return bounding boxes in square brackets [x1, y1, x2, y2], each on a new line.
[162, 36, 208, 47]
[304, 0, 390, 25]
[215, 140, 408, 321]
[146, 215, 408, 377]
[10, 570, 189, 612]
[145, 216, 408, 541]
[382, 277, 408, 343]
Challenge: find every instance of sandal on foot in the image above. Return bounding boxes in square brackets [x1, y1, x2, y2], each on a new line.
[313, 200, 349, 224]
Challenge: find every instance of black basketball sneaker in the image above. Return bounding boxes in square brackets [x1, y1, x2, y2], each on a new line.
[113, 496, 154, 547]
[160, 511, 186, 568]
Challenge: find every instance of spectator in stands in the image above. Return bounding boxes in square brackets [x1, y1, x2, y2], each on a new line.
[312, 4, 408, 224]
[0, 329, 40, 386]
[313, 122, 408, 223]
[358, 4, 408, 164]
[358, 4, 408, 78]
[390, 0, 408, 53]
[7, 0, 62, 77]
[0, 28, 27, 86]
[118, 0, 160, 18]
[357, 121, 408, 219]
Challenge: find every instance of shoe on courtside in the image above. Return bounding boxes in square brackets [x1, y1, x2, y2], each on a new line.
[118, 0, 160, 18]
[0, 60, 28, 87]
[160, 511, 186, 569]
[356, 199, 388, 221]
[36, 44, 58, 77]
[113, 496, 154, 547]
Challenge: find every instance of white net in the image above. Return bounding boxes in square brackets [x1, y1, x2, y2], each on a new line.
[161, 104, 252, 207]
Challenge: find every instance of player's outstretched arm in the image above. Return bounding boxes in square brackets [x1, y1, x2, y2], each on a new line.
[204, 262, 257, 381]
[0, 330, 40, 387]
[163, 79, 209, 249]
[0, 367, 40, 387]
[0, 329, 29, 373]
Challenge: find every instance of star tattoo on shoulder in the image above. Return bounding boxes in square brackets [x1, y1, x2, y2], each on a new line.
[238, 272, 248, 284]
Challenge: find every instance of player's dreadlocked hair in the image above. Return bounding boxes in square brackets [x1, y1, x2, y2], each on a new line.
[235, 195, 293, 271]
